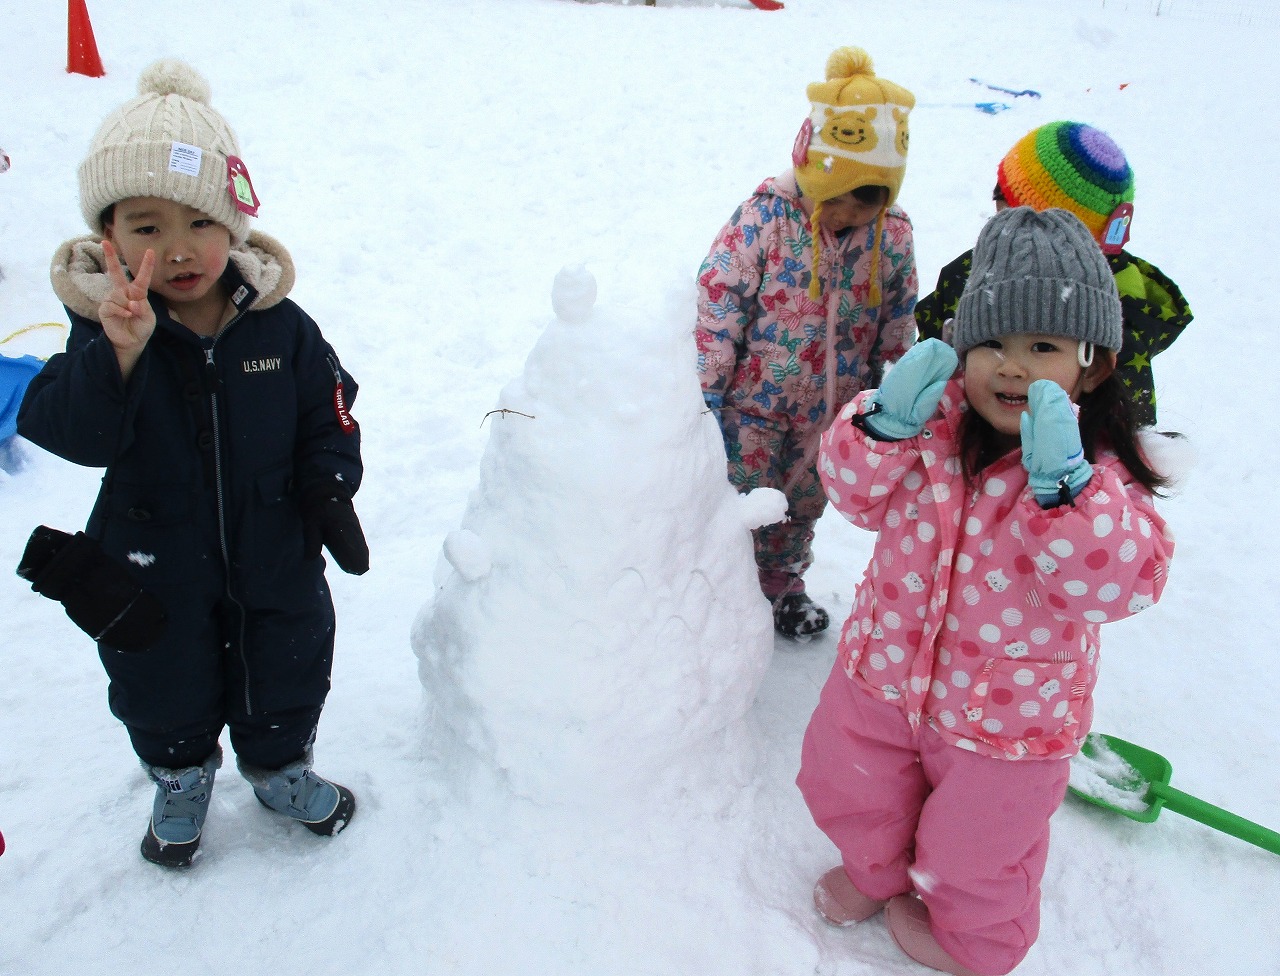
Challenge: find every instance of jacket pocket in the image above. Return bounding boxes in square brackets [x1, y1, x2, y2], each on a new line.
[241, 462, 304, 583]
[968, 657, 1088, 749]
[97, 482, 202, 586]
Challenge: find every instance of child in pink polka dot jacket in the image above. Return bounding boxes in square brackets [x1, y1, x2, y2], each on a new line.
[796, 206, 1175, 976]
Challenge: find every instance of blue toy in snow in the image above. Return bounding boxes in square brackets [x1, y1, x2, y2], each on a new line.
[1, 352, 45, 473]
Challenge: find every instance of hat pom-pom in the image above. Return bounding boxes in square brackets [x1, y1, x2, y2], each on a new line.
[136, 59, 212, 105]
[826, 46, 874, 80]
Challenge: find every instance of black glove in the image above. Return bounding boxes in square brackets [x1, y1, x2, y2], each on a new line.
[301, 485, 370, 575]
[16, 525, 167, 652]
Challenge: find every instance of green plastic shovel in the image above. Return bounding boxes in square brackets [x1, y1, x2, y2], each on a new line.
[1068, 732, 1280, 855]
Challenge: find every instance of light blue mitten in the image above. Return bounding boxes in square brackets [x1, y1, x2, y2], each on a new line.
[1020, 379, 1093, 507]
[864, 338, 959, 440]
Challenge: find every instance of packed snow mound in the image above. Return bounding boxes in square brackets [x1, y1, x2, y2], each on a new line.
[414, 267, 780, 804]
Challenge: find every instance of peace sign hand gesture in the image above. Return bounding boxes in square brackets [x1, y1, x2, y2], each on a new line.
[99, 239, 155, 381]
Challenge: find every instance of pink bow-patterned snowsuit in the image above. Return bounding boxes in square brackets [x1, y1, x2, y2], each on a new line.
[695, 171, 917, 590]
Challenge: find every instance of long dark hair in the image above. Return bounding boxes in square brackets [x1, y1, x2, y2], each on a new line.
[959, 372, 1172, 495]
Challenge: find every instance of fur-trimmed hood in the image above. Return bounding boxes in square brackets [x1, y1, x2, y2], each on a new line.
[49, 230, 296, 322]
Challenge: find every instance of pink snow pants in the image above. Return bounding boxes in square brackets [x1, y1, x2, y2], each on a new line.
[797, 661, 1071, 976]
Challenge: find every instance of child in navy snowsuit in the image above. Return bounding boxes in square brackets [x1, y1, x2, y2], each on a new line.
[18, 60, 368, 868]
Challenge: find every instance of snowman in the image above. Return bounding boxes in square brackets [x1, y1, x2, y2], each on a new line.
[412, 266, 786, 804]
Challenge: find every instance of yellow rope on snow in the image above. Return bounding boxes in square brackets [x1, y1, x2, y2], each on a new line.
[1, 322, 68, 359]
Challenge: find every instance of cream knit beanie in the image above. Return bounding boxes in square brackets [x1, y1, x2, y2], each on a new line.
[79, 60, 255, 244]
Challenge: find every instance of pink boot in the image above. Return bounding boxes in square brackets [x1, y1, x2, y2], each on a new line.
[812, 866, 887, 926]
[886, 894, 983, 976]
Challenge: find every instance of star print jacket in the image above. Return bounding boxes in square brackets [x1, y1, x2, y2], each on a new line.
[695, 172, 917, 436]
[916, 248, 1192, 427]
[817, 378, 1175, 761]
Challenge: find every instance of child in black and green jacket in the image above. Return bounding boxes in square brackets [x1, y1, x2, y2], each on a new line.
[916, 121, 1191, 427]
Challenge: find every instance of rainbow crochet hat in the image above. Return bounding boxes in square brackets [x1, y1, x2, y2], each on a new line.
[996, 122, 1135, 253]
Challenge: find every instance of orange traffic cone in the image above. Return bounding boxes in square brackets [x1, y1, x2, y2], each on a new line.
[67, 0, 105, 78]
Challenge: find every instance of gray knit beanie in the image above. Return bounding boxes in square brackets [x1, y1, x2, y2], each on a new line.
[952, 206, 1122, 355]
[79, 60, 253, 244]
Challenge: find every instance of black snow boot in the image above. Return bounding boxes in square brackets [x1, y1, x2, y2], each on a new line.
[773, 592, 830, 638]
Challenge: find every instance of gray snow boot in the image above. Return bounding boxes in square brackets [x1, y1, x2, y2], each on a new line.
[240, 750, 355, 837]
[140, 747, 222, 869]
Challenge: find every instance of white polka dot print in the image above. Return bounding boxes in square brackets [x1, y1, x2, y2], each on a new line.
[826, 486, 842, 504]
[956, 553, 974, 573]
[1014, 669, 1035, 686]
[882, 611, 902, 629]
[946, 613, 960, 631]
[1118, 539, 1138, 563]
[1064, 580, 1089, 597]
[904, 472, 923, 491]
[966, 517, 983, 535]
[1094, 514, 1114, 537]
[979, 539, 995, 557]
[1019, 700, 1041, 718]
[982, 718, 1004, 734]
[951, 671, 970, 688]
[979, 623, 1001, 643]
[918, 521, 936, 542]
[938, 710, 957, 728]
[934, 483, 952, 502]
[869, 652, 887, 671]
[839, 467, 857, 485]
[931, 680, 948, 699]
[1049, 539, 1074, 558]
[885, 509, 901, 529]
[1097, 582, 1121, 603]
[1030, 627, 1051, 645]
[963, 585, 980, 605]
[885, 645, 906, 664]
[985, 477, 1008, 497]
[1085, 609, 1108, 623]
[1001, 607, 1023, 626]
[1054, 700, 1070, 718]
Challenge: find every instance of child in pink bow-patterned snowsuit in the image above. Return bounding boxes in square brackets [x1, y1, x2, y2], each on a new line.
[696, 47, 917, 638]
[797, 207, 1175, 976]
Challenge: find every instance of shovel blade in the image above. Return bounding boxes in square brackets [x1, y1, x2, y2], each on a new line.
[1069, 733, 1172, 823]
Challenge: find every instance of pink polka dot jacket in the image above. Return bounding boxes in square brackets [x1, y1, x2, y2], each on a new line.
[818, 379, 1175, 761]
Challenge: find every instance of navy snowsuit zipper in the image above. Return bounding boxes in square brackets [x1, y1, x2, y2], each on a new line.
[204, 313, 254, 715]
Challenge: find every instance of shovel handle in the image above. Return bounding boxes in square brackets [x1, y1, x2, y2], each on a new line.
[1152, 782, 1280, 855]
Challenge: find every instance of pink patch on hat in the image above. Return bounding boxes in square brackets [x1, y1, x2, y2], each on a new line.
[792, 118, 812, 168]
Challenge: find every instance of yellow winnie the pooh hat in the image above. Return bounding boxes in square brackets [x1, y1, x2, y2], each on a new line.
[793, 47, 914, 299]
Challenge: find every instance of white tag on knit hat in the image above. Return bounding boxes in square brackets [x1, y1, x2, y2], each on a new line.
[168, 142, 203, 177]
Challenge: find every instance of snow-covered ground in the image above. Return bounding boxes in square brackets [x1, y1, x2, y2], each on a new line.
[2, 2, 1277, 974]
